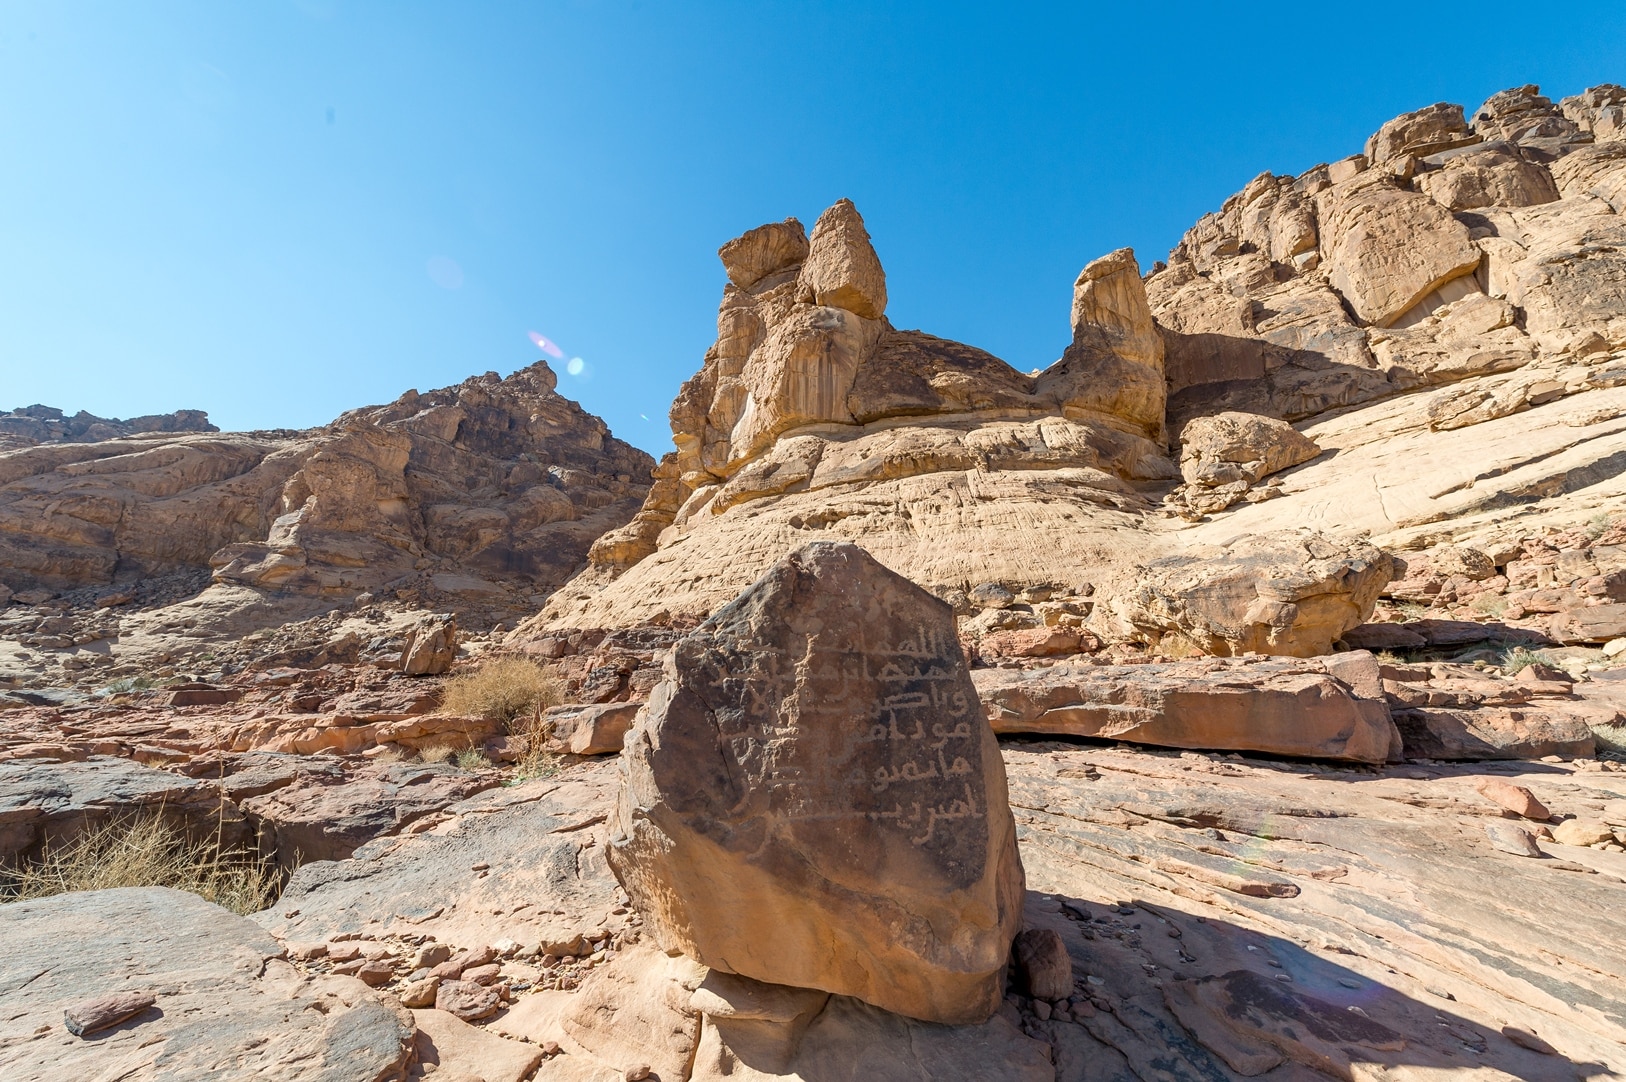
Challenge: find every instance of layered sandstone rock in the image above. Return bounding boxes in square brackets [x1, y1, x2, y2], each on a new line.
[974, 653, 1398, 763]
[0, 364, 651, 686]
[529, 201, 1388, 658]
[0, 403, 217, 452]
[608, 542, 1025, 1024]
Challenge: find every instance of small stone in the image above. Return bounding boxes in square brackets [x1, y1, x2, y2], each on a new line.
[326, 943, 362, 963]
[288, 942, 328, 962]
[541, 1040, 561, 1056]
[1338, 978, 1362, 989]
[463, 963, 501, 985]
[1552, 819, 1614, 847]
[435, 979, 501, 1022]
[1503, 1026, 1557, 1054]
[1484, 821, 1543, 857]
[64, 991, 155, 1036]
[398, 977, 439, 1009]
[411, 943, 452, 970]
[356, 960, 395, 987]
[1013, 928, 1072, 1001]
[1473, 777, 1550, 820]
[1032, 1000, 1052, 1021]
[625, 1066, 652, 1081]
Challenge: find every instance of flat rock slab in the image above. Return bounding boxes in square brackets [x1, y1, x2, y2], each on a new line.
[0, 755, 225, 861]
[0, 886, 413, 1081]
[260, 764, 630, 953]
[974, 654, 1397, 763]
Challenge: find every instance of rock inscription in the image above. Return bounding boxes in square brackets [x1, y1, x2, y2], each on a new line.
[608, 541, 1024, 1025]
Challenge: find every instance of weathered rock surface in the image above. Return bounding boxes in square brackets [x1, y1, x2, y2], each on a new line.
[0, 886, 415, 1081]
[0, 403, 216, 452]
[525, 199, 1389, 659]
[974, 653, 1398, 763]
[608, 542, 1025, 1024]
[0, 363, 651, 690]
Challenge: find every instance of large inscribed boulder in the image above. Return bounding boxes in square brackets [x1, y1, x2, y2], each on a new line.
[607, 541, 1025, 1025]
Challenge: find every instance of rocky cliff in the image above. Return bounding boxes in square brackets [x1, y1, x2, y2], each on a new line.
[528, 83, 1626, 662]
[0, 363, 651, 685]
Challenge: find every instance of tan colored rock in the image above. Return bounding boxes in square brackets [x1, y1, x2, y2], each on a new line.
[608, 542, 1025, 1024]
[1111, 533, 1394, 658]
[797, 198, 887, 319]
[975, 654, 1397, 763]
[565, 701, 640, 756]
[1551, 818, 1615, 847]
[719, 218, 808, 289]
[1416, 142, 1558, 211]
[412, 1008, 543, 1082]
[398, 614, 456, 676]
[1036, 247, 1166, 439]
[1484, 820, 1544, 857]
[1177, 412, 1321, 488]
[1365, 101, 1476, 164]
[1317, 173, 1482, 326]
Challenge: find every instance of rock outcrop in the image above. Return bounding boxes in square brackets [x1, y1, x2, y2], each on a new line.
[0, 886, 415, 1080]
[0, 404, 217, 452]
[608, 542, 1025, 1024]
[528, 202, 1387, 659]
[0, 363, 652, 685]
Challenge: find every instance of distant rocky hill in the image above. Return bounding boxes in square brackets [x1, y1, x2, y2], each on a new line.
[0, 404, 218, 452]
[0, 363, 652, 686]
[528, 82, 1626, 663]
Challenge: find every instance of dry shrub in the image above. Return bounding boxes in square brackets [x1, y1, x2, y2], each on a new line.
[1594, 723, 1626, 760]
[439, 657, 562, 726]
[2, 815, 280, 915]
[419, 744, 456, 764]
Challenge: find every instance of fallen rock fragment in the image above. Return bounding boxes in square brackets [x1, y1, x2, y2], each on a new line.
[1473, 776, 1550, 819]
[1484, 821, 1544, 857]
[63, 990, 156, 1037]
[1013, 928, 1072, 1001]
[974, 654, 1397, 763]
[412, 1007, 542, 1082]
[434, 979, 502, 1022]
[609, 541, 1025, 1024]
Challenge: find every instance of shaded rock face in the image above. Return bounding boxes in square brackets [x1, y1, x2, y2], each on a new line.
[608, 542, 1025, 1025]
[0, 363, 651, 603]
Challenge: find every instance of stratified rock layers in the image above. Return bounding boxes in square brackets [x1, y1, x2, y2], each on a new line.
[608, 542, 1025, 1024]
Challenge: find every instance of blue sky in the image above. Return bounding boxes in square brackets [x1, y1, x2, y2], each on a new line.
[2, 2, 1622, 456]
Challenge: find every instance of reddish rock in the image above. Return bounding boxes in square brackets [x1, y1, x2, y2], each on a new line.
[435, 979, 501, 1022]
[63, 990, 156, 1036]
[1474, 777, 1550, 819]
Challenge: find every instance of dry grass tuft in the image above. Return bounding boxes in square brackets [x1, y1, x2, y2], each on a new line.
[419, 744, 456, 764]
[1593, 723, 1626, 761]
[1, 815, 281, 915]
[439, 657, 563, 725]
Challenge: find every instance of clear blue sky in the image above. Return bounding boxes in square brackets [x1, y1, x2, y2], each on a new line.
[3, 2, 1622, 456]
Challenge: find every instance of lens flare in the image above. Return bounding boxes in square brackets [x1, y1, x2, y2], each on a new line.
[527, 331, 565, 359]
[566, 357, 585, 376]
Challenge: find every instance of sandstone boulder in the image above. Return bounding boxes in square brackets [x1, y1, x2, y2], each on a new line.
[1108, 533, 1394, 657]
[974, 654, 1398, 763]
[1177, 412, 1321, 488]
[608, 541, 1025, 1024]
[797, 198, 887, 319]
[1317, 173, 1482, 327]
[399, 614, 457, 675]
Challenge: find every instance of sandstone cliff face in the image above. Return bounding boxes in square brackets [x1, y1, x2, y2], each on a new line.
[1151, 83, 1626, 431]
[533, 83, 1626, 662]
[0, 363, 651, 682]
